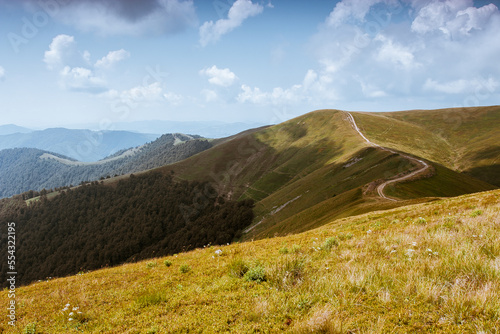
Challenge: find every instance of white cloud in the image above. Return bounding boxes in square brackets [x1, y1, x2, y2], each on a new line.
[375, 35, 420, 69]
[44, 35, 131, 94]
[60, 66, 107, 93]
[120, 82, 164, 102]
[95, 49, 130, 68]
[199, 0, 263, 46]
[327, 0, 386, 27]
[423, 77, 498, 94]
[200, 65, 238, 87]
[411, 1, 499, 38]
[201, 89, 219, 102]
[43, 34, 77, 70]
[163, 91, 183, 105]
[0, 66, 5, 80]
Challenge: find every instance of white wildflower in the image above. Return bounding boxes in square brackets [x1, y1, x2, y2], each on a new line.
[68, 318, 73, 321]
[215, 249, 222, 256]
[69, 312, 74, 316]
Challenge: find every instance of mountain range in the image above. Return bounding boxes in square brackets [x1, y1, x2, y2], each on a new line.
[0, 105, 499, 332]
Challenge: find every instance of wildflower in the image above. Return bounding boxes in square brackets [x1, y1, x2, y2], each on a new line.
[411, 242, 417, 247]
[65, 303, 70, 307]
[215, 249, 222, 256]
[68, 318, 73, 321]
[367, 229, 372, 234]
[69, 312, 74, 316]
[72, 307, 79, 311]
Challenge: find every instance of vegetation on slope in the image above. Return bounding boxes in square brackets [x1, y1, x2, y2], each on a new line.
[353, 106, 500, 186]
[1, 189, 498, 333]
[159, 109, 496, 240]
[0, 134, 211, 199]
[0, 172, 254, 287]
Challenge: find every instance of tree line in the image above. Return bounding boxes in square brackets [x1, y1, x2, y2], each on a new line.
[0, 172, 253, 287]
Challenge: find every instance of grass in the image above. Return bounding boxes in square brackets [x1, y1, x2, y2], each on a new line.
[353, 106, 500, 186]
[2, 189, 499, 333]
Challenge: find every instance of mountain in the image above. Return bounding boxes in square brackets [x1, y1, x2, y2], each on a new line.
[112, 120, 267, 139]
[1, 187, 498, 333]
[0, 124, 32, 135]
[0, 106, 497, 290]
[0, 128, 159, 162]
[0, 133, 212, 199]
[158, 108, 497, 239]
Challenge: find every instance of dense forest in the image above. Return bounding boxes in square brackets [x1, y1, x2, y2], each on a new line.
[0, 172, 254, 287]
[0, 134, 212, 198]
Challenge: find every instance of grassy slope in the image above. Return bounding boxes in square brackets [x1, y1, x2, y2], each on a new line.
[353, 106, 500, 186]
[3, 189, 499, 333]
[160, 109, 495, 239]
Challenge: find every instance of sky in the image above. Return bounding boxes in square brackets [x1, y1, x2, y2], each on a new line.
[0, 0, 499, 130]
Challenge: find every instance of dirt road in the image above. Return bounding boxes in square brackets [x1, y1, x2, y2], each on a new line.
[344, 111, 430, 201]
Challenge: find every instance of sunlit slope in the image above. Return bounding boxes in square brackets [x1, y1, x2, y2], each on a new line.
[160, 109, 494, 239]
[353, 106, 500, 186]
[2, 189, 499, 333]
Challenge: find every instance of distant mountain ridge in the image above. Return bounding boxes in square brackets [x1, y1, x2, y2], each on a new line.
[0, 127, 159, 162]
[0, 133, 212, 198]
[0, 124, 32, 135]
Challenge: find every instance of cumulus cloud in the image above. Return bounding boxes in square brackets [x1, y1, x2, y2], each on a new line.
[95, 49, 130, 69]
[411, 1, 499, 38]
[44, 34, 129, 93]
[199, 0, 264, 46]
[303, 0, 500, 109]
[43, 34, 78, 70]
[326, 0, 388, 27]
[0, 66, 5, 80]
[374, 35, 420, 70]
[21, 0, 196, 36]
[60, 66, 107, 93]
[200, 65, 238, 87]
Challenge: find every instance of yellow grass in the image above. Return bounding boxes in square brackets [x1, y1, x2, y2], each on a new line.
[1, 189, 499, 333]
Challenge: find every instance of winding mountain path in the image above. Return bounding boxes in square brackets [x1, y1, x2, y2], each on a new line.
[344, 111, 431, 201]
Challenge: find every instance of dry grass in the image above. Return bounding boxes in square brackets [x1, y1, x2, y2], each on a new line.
[1, 189, 499, 333]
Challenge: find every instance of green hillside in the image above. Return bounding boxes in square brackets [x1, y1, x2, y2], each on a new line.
[157, 109, 496, 239]
[2, 189, 498, 333]
[352, 106, 500, 186]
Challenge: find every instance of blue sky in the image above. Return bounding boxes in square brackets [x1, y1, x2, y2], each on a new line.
[0, 0, 499, 130]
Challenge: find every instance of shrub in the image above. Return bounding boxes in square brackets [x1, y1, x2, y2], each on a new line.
[179, 264, 190, 273]
[279, 246, 289, 254]
[470, 209, 483, 217]
[244, 265, 266, 283]
[228, 258, 249, 278]
[322, 237, 339, 251]
[22, 323, 37, 334]
[337, 233, 353, 241]
[416, 217, 427, 225]
[164, 260, 172, 267]
[136, 292, 167, 308]
[146, 262, 157, 268]
[269, 256, 306, 290]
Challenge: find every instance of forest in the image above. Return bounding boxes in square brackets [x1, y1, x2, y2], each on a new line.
[0, 134, 212, 198]
[0, 172, 254, 287]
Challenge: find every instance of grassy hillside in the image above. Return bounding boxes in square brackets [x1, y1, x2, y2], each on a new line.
[353, 106, 500, 186]
[156, 109, 496, 239]
[2, 189, 498, 333]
